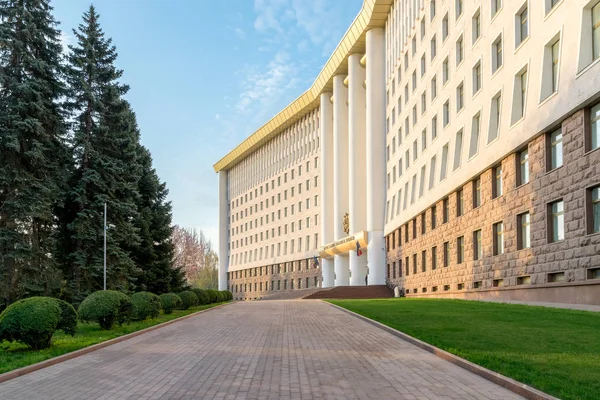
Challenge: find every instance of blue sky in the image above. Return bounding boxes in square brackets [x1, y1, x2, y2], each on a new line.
[52, 0, 362, 246]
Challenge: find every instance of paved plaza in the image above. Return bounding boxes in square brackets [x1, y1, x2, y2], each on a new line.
[0, 300, 523, 400]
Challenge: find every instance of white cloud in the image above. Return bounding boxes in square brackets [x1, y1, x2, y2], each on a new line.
[233, 27, 246, 39]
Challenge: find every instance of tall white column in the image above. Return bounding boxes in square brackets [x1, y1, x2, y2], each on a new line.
[218, 170, 229, 290]
[348, 53, 368, 286]
[319, 92, 335, 288]
[366, 28, 387, 285]
[333, 74, 350, 287]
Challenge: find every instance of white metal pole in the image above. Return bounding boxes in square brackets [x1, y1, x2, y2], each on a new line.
[104, 202, 107, 291]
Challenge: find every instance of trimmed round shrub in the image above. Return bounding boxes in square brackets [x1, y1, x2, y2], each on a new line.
[159, 293, 182, 314]
[53, 298, 78, 336]
[131, 292, 162, 320]
[0, 297, 61, 350]
[205, 289, 218, 304]
[191, 288, 210, 305]
[216, 291, 224, 303]
[178, 291, 199, 310]
[223, 290, 233, 301]
[78, 290, 133, 330]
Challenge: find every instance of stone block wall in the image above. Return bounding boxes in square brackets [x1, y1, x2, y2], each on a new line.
[385, 108, 600, 304]
[228, 258, 322, 300]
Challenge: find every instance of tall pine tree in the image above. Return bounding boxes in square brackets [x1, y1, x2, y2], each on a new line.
[60, 5, 141, 303]
[0, 0, 69, 308]
[132, 144, 185, 294]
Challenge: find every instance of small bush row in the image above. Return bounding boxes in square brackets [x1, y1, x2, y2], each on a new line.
[0, 288, 233, 350]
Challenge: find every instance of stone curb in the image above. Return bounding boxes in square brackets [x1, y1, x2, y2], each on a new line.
[325, 301, 560, 400]
[0, 302, 234, 385]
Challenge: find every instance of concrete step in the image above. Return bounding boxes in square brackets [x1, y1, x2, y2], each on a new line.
[303, 285, 393, 300]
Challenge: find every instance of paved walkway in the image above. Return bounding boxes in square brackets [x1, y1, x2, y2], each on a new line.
[0, 300, 523, 400]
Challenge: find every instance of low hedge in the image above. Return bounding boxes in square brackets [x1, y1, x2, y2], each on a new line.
[205, 289, 218, 304]
[178, 291, 199, 310]
[215, 291, 224, 303]
[159, 293, 182, 314]
[222, 290, 233, 301]
[0, 297, 76, 350]
[78, 290, 133, 330]
[191, 288, 210, 305]
[131, 292, 162, 320]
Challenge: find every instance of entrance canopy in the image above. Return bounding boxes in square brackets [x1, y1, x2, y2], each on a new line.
[319, 231, 368, 259]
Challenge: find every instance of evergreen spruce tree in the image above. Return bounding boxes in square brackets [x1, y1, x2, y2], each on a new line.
[0, 0, 69, 308]
[61, 5, 141, 303]
[132, 145, 185, 294]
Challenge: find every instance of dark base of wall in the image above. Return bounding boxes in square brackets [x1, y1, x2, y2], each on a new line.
[404, 281, 600, 305]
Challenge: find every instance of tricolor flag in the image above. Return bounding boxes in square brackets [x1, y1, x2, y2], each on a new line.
[313, 256, 320, 267]
[356, 241, 363, 256]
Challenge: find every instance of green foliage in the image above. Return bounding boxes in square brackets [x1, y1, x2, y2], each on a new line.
[215, 291, 224, 303]
[0, 297, 61, 350]
[52, 299, 78, 336]
[131, 292, 162, 320]
[159, 293, 182, 314]
[205, 289, 218, 304]
[191, 288, 210, 305]
[0, 0, 69, 307]
[178, 291, 199, 310]
[77, 290, 133, 330]
[222, 290, 233, 301]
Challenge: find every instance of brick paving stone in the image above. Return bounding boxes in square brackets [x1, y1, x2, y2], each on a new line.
[0, 300, 524, 400]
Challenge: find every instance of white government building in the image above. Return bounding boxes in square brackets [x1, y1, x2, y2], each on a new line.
[215, 0, 600, 305]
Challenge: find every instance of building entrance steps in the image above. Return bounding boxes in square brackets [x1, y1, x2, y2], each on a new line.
[303, 284, 393, 299]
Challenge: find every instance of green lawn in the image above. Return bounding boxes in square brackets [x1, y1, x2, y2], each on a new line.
[330, 298, 600, 400]
[0, 303, 224, 375]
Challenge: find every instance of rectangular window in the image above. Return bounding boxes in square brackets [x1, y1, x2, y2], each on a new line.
[456, 82, 464, 111]
[518, 6, 528, 46]
[518, 212, 531, 249]
[443, 241, 450, 267]
[493, 222, 505, 254]
[421, 213, 426, 235]
[432, 115, 438, 140]
[431, 205, 437, 229]
[443, 198, 449, 223]
[421, 19, 426, 40]
[493, 36, 503, 72]
[443, 100, 450, 126]
[473, 177, 482, 208]
[432, 246, 438, 270]
[421, 92, 427, 114]
[413, 254, 417, 274]
[411, 174, 417, 204]
[429, 155, 436, 190]
[469, 113, 480, 158]
[489, 93, 502, 143]
[431, 76, 437, 99]
[443, 57, 449, 84]
[456, 189, 463, 217]
[412, 70, 417, 91]
[473, 230, 483, 260]
[492, 0, 502, 17]
[440, 143, 449, 181]
[493, 164, 503, 198]
[422, 129, 427, 151]
[442, 13, 449, 41]
[591, 103, 600, 151]
[472, 9, 481, 43]
[456, 0, 463, 17]
[590, 186, 600, 234]
[431, 35, 437, 59]
[549, 200, 564, 242]
[457, 236, 464, 263]
[548, 128, 563, 170]
[419, 165, 426, 198]
[453, 129, 463, 170]
[421, 55, 426, 76]
[518, 148, 529, 186]
[421, 250, 427, 272]
[456, 35, 464, 65]
[473, 62, 482, 94]
[552, 40, 560, 93]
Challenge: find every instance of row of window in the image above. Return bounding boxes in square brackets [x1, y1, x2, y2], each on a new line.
[228, 260, 318, 280]
[231, 275, 320, 296]
[230, 233, 320, 266]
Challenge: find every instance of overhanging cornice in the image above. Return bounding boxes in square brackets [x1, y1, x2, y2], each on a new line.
[213, 0, 393, 172]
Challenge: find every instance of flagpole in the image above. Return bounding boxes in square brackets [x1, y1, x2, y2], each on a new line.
[104, 202, 107, 291]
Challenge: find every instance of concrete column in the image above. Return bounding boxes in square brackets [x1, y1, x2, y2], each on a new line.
[319, 92, 335, 288]
[333, 74, 350, 287]
[218, 170, 229, 290]
[348, 53, 368, 286]
[366, 28, 387, 285]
